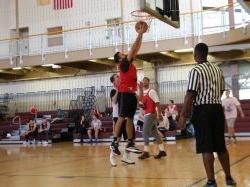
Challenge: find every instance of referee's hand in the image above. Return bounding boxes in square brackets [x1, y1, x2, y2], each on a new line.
[178, 115, 186, 130]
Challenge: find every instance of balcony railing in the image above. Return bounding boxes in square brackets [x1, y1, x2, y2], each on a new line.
[0, 3, 249, 61]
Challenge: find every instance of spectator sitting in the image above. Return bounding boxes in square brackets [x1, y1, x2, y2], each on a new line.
[24, 119, 38, 144]
[76, 115, 89, 143]
[168, 99, 179, 120]
[38, 118, 50, 144]
[157, 111, 170, 138]
[87, 114, 102, 143]
[51, 109, 65, 124]
[91, 107, 102, 118]
[164, 107, 176, 131]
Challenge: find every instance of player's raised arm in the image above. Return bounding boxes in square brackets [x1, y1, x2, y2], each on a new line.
[127, 21, 148, 62]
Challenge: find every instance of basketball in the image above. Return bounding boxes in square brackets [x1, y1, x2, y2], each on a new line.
[135, 21, 148, 33]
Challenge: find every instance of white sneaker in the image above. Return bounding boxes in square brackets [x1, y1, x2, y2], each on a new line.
[109, 151, 117, 167]
[121, 154, 135, 165]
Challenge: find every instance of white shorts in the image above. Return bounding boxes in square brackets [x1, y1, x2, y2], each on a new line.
[226, 118, 236, 128]
[93, 124, 101, 130]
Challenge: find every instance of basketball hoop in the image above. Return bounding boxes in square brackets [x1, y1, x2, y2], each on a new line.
[131, 10, 153, 30]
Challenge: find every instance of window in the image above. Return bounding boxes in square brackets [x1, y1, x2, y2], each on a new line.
[10, 27, 29, 56]
[37, 0, 50, 6]
[106, 18, 121, 39]
[47, 26, 63, 47]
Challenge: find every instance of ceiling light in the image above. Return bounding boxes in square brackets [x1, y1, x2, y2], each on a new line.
[108, 57, 114, 60]
[41, 64, 54, 67]
[52, 64, 61, 69]
[174, 48, 193, 53]
[12, 67, 22, 70]
[89, 59, 97, 62]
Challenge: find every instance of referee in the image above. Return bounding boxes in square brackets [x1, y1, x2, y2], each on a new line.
[178, 43, 236, 187]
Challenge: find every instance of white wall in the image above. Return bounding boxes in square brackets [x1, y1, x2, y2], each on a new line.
[157, 64, 194, 82]
[0, 1, 249, 61]
[0, 69, 144, 94]
[0, 0, 198, 59]
[0, 0, 13, 58]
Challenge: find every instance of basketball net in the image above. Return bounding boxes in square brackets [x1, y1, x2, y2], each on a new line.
[130, 10, 153, 31]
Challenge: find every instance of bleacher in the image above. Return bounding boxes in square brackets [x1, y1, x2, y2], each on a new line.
[1, 100, 250, 144]
[234, 100, 250, 133]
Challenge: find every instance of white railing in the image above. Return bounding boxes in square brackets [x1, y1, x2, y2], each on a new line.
[0, 3, 249, 60]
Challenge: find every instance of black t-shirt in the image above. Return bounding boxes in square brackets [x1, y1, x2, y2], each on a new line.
[110, 89, 117, 100]
[80, 120, 89, 128]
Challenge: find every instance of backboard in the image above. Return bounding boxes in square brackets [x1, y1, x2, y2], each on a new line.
[139, 0, 180, 28]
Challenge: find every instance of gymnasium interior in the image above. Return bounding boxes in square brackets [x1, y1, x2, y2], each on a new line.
[0, 0, 249, 187]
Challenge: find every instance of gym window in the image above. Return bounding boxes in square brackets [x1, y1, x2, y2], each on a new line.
[47, 26, 63, 47]
[105, 18, 121, 39]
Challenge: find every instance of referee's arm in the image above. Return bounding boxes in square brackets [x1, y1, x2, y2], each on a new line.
[178, 69, 199, 129]
[221, 74, 225, 97]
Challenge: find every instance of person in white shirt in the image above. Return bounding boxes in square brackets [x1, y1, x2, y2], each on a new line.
[222, 90, 244, 142]
[157, 111, 170, 138]
[87, 114, 102, 143]
[168, 100, 178, 120]
[38, 118, 50, 143]
[109, 74, 135, 166]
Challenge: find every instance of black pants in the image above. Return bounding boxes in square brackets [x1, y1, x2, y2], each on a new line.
[113, 117, 135, 140]
[25, 129, 38, 142]
[76, 125, 86, 142]
[191, 104, 226, 153]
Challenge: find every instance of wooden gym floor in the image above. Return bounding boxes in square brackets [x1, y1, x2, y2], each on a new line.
[0, 138, 249, 187]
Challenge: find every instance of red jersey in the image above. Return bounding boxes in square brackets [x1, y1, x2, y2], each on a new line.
[118, 62, 137, 93]
[143, 89, 156, 114]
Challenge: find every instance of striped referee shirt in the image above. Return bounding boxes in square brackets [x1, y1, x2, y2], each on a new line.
[187, 62, 225, 106]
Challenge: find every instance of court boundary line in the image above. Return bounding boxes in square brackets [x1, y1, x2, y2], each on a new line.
[186, 154, 250, 187]
[0, 173, 200, 181]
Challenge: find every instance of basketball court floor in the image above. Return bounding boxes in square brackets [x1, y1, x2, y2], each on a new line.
[0, 1, 249, 187]
[0, 139, 249, 187]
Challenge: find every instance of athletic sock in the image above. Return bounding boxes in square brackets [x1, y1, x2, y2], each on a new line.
[158, 144, 164, 151]
[144, 145, 149, 152]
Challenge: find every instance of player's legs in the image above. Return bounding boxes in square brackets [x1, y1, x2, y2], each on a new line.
[87, 129, 93, 143]
[151, 120, 166, 159]
[138, 115, 151, 159]
[94, 128, 99, 141]
[226, 118, 236, 142]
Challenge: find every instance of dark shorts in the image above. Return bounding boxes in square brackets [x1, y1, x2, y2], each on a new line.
[191, 104, 226, 154]
[136, 120, 144, 127]
[118, 92, 137, 118]
[75, 125, 86, 134]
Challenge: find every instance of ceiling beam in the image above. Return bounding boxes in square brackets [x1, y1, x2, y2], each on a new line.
[0, 70, 25, 76]
[137, 52, 180, 63]
[91, 59, 115, 66]
[161, 51, 180, 60]
[209, 43, 250, 53]
[58, 61, 89, 70]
